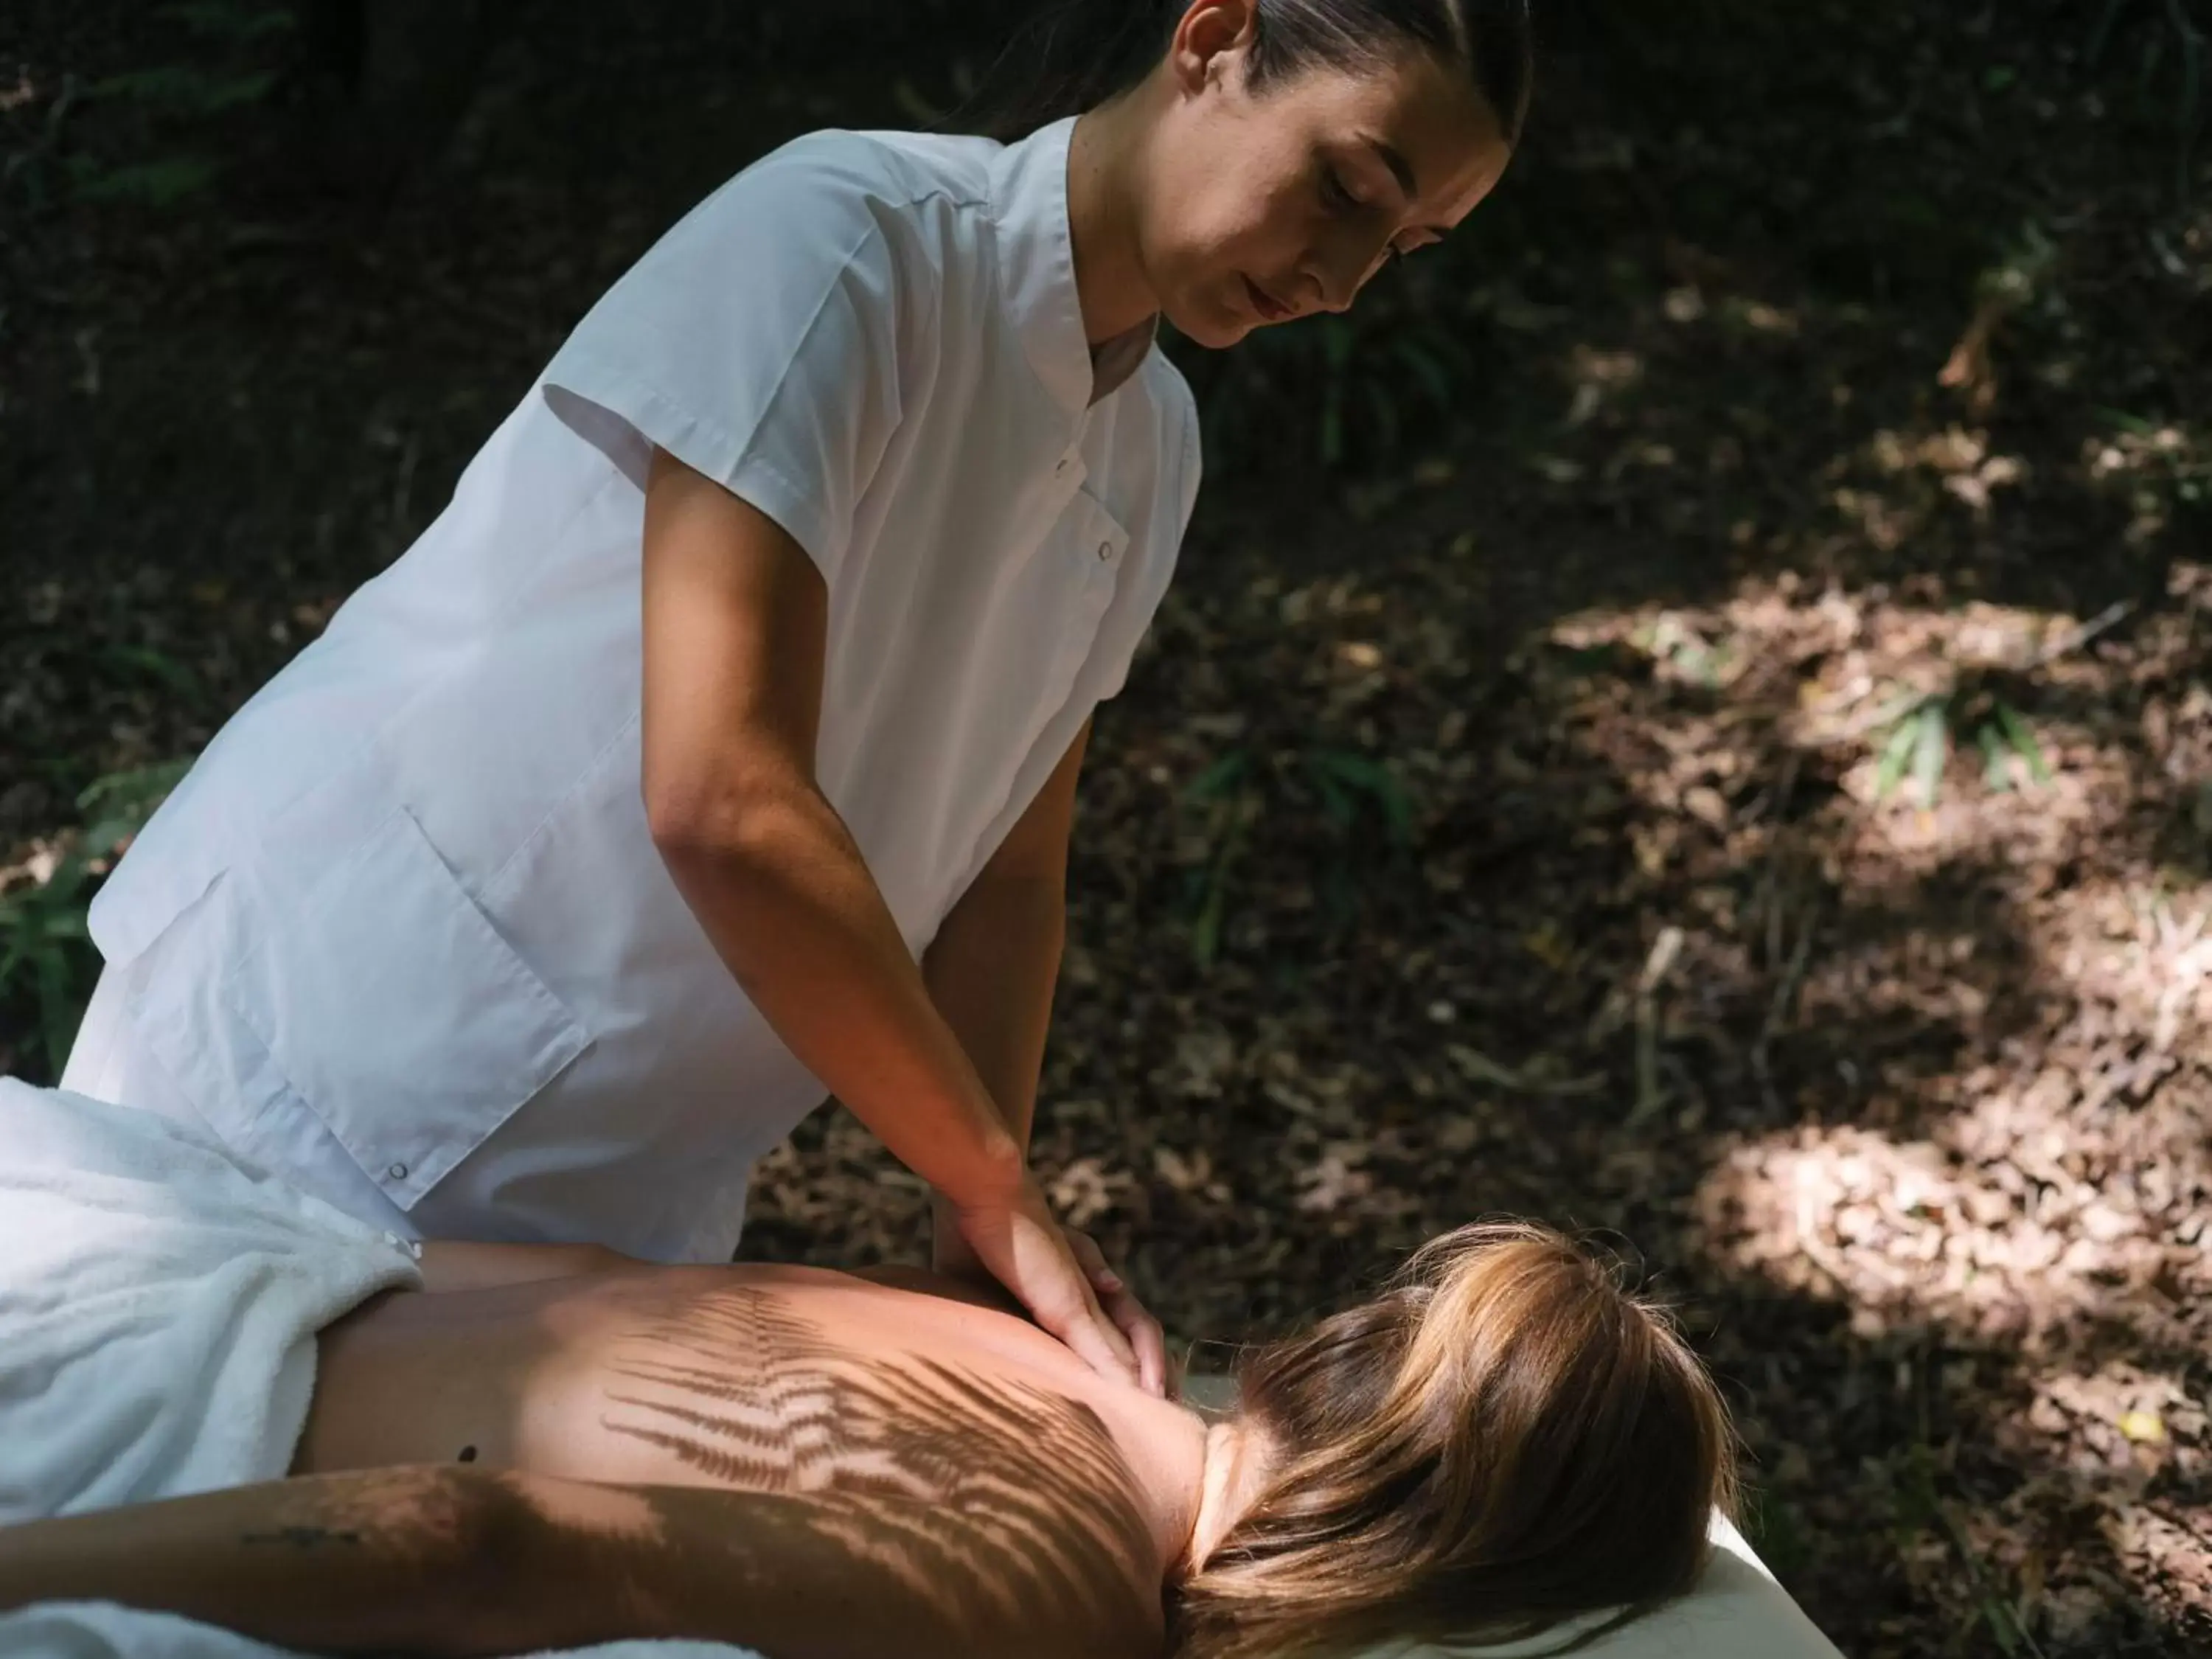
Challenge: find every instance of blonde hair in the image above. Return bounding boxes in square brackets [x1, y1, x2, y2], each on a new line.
[1171, 1222, 1740, 1659]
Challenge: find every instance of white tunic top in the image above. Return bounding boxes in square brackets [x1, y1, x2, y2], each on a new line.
[86, 117, 1202, 1263]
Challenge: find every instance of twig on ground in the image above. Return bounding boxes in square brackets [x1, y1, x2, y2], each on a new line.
[1752, 894, 1820, 1120]
[1629, 925, 1684, 1125]
[2031, 599, 2135, 669]
[1739, 749, 1803, 830]
[1445, 1043, 1608, 1097]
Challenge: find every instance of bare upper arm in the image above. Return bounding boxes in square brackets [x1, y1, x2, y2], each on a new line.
[639, 446, 829, 849]
[975, 715, 1091, 888]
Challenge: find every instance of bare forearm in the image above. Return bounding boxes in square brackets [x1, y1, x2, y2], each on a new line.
[0, 1468, 500, 1656]
[0, 1466, 1154, 1659]
[925, 876, 1065, 1267]
[655, 787, 1020, 1206]
[503, 1473, 1155, 1659]
[924, 874, 1065, 1150]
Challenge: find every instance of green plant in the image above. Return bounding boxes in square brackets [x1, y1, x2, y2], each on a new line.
[1871, 686, 2050, 808]
[1893, 1441, 2048, 1658]
[1739, 1478, 1815, 1583]
[0, 759, 192, 1079]
[1175, 256, 1478, 479]
[2098, 408, 2211, 507]
[49, 1, 294, 208]
[1179, 742, 1416, 967]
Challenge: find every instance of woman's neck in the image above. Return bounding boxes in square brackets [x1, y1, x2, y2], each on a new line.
[1065, 98, 1161, 346]
[1178, 1418, 1274, 1579]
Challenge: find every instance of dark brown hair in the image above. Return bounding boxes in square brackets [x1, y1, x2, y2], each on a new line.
[967, 0, 1534, 145]
[1170, 1222, 1740, 1659]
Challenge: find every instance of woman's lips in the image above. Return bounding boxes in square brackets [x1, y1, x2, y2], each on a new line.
[1242, 276, 1293, 322]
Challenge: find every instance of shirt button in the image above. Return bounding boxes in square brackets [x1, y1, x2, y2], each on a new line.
[1097, 541, 1113, 561]
[387, 1162, 408, 1181]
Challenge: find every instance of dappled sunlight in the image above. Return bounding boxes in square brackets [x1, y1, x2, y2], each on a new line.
[1515, 570, 2212, 1642]
[2086, 419, 2209, 550]
[7, 4, 2206, 1655]
[1693, 1121, 2201, 1352]
[1694, 1119, 2212, 1634]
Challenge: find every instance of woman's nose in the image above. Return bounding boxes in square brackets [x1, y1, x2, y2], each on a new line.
[1301, 257, 1357, 314]
[1303, 234, 1388, 315]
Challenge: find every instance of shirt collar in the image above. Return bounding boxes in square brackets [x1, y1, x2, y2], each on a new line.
[987, 116, 1158, 415]
[1088, 314, 1159, 406]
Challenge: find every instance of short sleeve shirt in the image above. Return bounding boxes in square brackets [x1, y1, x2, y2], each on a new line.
[88, 117, 1203, 1262]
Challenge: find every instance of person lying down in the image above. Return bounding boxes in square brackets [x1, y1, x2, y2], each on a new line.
[0, 1081, 1739, 1659]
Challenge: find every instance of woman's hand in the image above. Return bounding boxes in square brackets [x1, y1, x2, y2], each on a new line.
[953, 1170, 1154, 1395]
[1059, 1225, 1171, 1401]
[933, 1208, 1171, 1399]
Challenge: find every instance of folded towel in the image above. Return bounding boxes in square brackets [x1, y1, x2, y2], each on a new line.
[0, 1080, 422, 1521]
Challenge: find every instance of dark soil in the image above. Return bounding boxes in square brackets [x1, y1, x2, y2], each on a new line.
[5, 4, 2209, 1654]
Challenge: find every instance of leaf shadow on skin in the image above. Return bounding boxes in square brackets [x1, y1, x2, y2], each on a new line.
[579, 1284, 1164, 1652]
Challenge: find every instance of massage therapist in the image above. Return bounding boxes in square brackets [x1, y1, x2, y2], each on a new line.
[63, 0, 1529, 1395]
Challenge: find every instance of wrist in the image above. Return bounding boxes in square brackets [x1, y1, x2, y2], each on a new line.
[939, 1127, 1026, 1213]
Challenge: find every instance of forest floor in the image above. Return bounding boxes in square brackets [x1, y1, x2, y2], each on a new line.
[4, 4, 2210, 1655]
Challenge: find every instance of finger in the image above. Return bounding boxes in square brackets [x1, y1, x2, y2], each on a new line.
[1054, 1248, 1140, 1381]
[1065, 1228, 1120, 1291]
[975, 1203, 1138, 1385]
[1047, 1286, 1141, 1385]
[1105, 1290, 1170, 1399]
[1061, 1231, 1154, 1390]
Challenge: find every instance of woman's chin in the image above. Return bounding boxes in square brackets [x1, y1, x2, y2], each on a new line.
[1166, 296, 1256, 351]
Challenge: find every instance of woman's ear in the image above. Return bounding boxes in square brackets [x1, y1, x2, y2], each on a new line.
[1169, 0, 1261, 97]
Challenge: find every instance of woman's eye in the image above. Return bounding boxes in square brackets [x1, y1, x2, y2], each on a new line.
[1320, 167, 1360, 212]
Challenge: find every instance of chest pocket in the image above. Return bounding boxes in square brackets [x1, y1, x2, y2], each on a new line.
[220, 804, 591, 1210]
[1060, 481, 1131, 576]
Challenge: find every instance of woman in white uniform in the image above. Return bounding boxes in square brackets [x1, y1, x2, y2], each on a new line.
[62, 0, 1532, 1393]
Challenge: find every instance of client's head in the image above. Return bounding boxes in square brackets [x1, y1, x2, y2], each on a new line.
[1173, 1220, 1740, 1659]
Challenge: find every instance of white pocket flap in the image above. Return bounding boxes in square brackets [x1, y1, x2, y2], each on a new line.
[223, 805, 591, 1209]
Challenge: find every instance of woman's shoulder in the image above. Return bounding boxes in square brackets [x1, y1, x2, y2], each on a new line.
[740, 126, 1001, 220]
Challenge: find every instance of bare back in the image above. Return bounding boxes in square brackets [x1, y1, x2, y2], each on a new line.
[296, 1262, 1202, 1635]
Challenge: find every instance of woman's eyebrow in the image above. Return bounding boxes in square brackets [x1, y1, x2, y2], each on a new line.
[1364, 135, 1419, 200]
[1360, 135, 1448, 237]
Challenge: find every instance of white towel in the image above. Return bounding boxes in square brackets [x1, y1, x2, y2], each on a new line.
[0, 1080, 422, 1521]
[0, 1602, 759, 1659]
[0, 1083, 766, 1658]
